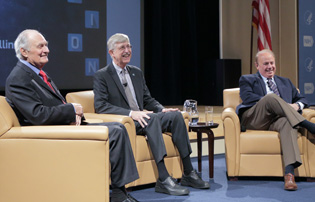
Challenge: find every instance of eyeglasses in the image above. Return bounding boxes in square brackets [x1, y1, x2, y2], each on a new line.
[116, 44, 132, 51]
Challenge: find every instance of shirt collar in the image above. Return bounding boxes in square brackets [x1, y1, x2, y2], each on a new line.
[259, 72, 275, 83]
[112, 61, 128, 74]
[20, 59, 41, 75]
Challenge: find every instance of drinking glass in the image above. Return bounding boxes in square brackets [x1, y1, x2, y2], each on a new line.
[205, 106, 213, 125]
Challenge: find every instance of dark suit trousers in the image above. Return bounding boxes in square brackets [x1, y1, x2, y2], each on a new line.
[135, 111, 192, 164]
[87, 122, 139, 187]
[241, 93, 305, 168]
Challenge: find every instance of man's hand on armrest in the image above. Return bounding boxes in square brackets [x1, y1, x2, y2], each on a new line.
[130, 111, 153, 128]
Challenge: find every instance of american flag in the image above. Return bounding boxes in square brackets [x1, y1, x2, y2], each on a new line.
[252, 0, 272, 50]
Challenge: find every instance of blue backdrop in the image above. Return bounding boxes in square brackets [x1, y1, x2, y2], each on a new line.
[106, 0, 141, 69]
[0, 0, 107, 90]
[299, 0, 315, 105]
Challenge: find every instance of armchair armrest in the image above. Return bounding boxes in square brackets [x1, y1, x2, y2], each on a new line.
[302, 108, 315, 122]
[83, 113, 137, 157]
[181, 111, 189, 130]
[221, 107, 241, 137]
[221, 107, 241, 176]
[2, 125, 108, 140]
[301, 108, 315, 177]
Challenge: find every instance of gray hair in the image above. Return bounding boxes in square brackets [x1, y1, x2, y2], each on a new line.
[14, 29, 41, 60]
[255, 49, 275, 63]
[107, 33, 130, 51]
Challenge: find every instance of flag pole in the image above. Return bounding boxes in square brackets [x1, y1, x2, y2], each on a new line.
[250, 6, 254, 74]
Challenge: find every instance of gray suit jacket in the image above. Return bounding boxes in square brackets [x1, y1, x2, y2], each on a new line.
[93, 63, 164, 115]
[5, 61, 75, 126]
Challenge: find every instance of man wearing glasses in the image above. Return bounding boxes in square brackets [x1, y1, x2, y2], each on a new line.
[93, 33, 210, 196]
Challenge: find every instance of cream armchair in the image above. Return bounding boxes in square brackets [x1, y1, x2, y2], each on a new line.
[0, 96, 110, 202]
[222, 88, 315, 179]
[66, 90, 189, 187]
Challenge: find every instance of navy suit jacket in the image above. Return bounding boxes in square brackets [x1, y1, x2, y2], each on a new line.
[236, 72, 308, 116]
[5, 61, 75, 126]
[93, 63, 164, 115]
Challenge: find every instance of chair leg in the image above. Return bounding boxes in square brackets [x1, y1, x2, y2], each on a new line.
[228, 177, 239, 181]
[226, 173, 238, 181]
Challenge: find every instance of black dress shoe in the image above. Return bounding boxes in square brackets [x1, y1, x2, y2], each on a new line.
[111, 194, 138, 202]
[127, 194, 139, 202]
[181, 170, 210, 189]
[110, 197, 133, 202]
[155, 176, 190, 195]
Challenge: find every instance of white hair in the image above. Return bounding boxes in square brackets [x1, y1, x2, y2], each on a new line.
[14, 29, 41, 60]
[107, 33, 130, 51]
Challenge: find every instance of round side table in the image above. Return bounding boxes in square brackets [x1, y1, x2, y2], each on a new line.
[189, 122, 219, 178]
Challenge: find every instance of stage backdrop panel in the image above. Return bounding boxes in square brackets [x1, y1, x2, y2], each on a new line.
[299, 0, 315, 105]
[0, 0, 106, 91]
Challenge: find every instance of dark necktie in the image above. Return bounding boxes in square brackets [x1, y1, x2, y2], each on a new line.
[267, 78, 280, 96]
[121, 69, 139, 111]
[39, 70, 55, 93]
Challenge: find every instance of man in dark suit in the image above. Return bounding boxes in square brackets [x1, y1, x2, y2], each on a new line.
[237, 49, 315, 191]
[5, 29, 139, 202]
[93, 33, 209, 196]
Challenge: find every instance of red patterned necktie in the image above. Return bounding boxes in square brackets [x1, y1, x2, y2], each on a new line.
[39, 70, 56, 93]
[267, 78, 280, 96]
[39, 70, 66, 104]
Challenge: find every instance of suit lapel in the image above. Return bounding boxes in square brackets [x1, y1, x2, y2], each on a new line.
[108, 64, 129, 103]
[127, 66, 143, 109]
[19, 62, 66, 103]
[256, 72, 267, 95]
[274, 76, 284, 98]
[48, 76, 67, 103]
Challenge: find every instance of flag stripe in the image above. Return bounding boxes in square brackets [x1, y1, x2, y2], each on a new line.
[252, 0, 272, 50]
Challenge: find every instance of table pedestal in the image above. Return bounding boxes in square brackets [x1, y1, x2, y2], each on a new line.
[189, 122, 219, 178]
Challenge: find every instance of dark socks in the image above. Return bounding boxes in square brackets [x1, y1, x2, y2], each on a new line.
[299, 120, 315, 134]
[157, 156, 193, 180]
[157, 160, 169, 181]
[285, 164, 295, 175]
[182, 155, 193, 176]
[111, 186, 127, 201]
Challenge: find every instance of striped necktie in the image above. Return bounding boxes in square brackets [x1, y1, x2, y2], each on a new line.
[121, 69, 139, 111]
[267, 78, 280, 96]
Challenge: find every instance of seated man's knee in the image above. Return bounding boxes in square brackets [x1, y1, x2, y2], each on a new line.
[109, 124, 126, 138]
[148, 113, 159, 120]
[114, 122, 125, 129]
[165, 111, 182, 120]
[265, 93, 279, 100]
[262, 93, 281, 104]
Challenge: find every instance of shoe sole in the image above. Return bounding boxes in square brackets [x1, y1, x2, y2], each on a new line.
[155, 186, 190, 196]
[181, 180, 210, 189]
[284, 187, 298, 191]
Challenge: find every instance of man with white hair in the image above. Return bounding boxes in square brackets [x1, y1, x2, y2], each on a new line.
[94, 33, 210, 196]
[6, 29, 139, 202]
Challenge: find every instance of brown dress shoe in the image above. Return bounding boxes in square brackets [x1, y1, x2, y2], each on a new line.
[284, 173, 298, 191]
